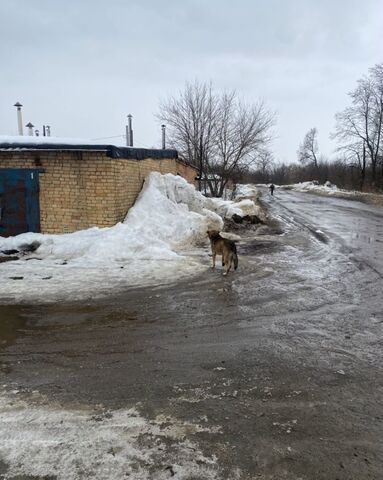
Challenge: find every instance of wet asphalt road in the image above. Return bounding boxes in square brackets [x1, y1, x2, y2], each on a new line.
[0, 189, 383, 479]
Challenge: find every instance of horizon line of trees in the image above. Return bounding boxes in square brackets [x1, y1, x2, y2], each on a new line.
[233, 159, 383, 192]
[157, 64, 383, 195]
[239, 63, 383, 191]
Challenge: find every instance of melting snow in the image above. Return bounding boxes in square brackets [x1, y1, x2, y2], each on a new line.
[287, 180, 341, 194]
[0, 392, 222, 480]
[0, 173, 258, 303]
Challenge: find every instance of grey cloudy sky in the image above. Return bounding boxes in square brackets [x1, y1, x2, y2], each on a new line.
[0, 0, 381, 162]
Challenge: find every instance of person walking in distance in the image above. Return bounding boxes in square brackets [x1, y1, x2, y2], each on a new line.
[269, 183, 275, 196]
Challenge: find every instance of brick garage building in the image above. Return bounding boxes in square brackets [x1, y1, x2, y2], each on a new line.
[0, 139, 197, 236]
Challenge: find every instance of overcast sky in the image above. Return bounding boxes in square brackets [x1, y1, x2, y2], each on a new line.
[0, 0, 381, 162]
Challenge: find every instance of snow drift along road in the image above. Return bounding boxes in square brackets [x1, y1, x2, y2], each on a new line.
[0, 173, 257, 303]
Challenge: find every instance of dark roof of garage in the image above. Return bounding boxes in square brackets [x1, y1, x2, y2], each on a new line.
[0, 137, 178, 160]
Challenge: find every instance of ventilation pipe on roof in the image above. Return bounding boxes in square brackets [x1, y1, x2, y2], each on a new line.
[161, 124, 166, 149]
[14, 102, 23, 135]
[26, 122, 34, 136]
[46, 125, 51, 137]
[127, 114, 133, 147]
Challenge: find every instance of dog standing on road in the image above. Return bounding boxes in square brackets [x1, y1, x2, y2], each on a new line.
[207, 230, 238, 275]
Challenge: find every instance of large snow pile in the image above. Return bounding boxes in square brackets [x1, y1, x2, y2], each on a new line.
[206, 197, 256, 218]
[230, 184, 265, 221]
[0, 173, 257, 303]
[235, 184, 259, 199]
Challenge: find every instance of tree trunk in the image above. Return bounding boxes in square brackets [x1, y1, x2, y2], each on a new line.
[371, 161, 377, 188]
[359, 144, 366, 191]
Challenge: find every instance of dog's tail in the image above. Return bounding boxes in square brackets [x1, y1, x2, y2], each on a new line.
[233, 252, 238, 270]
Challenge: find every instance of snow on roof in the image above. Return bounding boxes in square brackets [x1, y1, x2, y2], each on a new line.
[0, 135, 127, 147]
[0, 135, 178, 160]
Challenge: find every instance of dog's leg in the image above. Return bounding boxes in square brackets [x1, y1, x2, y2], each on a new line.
[212, 253, 216, 270]
[227, 257, 231, 274]
[223, 253, 229, 275]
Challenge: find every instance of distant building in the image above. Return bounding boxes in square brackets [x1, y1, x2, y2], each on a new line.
[0, 137, 197, 236]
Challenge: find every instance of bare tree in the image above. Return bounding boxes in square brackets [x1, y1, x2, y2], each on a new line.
[336, 140, 367, 190]
[157, 81, 218, 191]
[332, 63, 383, 187]
[207, 93, 274, 196]
[255, 150, 274, 176]
[297, 127, 319, 167]
[158, 82, 274, 196]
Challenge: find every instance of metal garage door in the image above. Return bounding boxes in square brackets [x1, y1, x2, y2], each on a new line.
[0, 169, 40, 237]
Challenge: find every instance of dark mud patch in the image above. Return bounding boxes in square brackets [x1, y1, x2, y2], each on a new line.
[223, 218, 259, 232]
[0, 306, 28, 350]
[238, 239, 283, 256]
[224, 213, 284, 237]
[0, 256, 18, 264]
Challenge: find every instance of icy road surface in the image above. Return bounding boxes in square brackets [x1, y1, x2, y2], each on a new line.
[0, 189, 382, 479]
[270, 188, 383, 275]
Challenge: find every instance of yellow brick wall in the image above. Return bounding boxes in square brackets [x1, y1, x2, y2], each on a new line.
[0, 151, 197, 233]
[176, 160, 198, 184]
[112, 157, 193, 223]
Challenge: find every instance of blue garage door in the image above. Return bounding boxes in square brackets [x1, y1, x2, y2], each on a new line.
[0, 169, 41, 237]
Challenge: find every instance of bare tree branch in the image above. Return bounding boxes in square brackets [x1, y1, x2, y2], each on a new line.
[158, 82, 275, 196]
[332, 63, 383, 186]
[297, 127, 319, 167]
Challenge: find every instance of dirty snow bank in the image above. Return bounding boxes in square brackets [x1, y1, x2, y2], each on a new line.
[235, 184, 260, 199]
[0, 173, 257, 303]
[287, 180, 342, 194]
[206, 196, 258, 218]
[1, 173, 224, 262]
[230, 184, 266, 222]
[282, 181, 383, 206]
[0, 391, 223, 480]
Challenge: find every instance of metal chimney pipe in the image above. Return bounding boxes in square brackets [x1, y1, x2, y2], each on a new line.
[161, 124, 166, 149]
[25, 122, 34, 136]
[46, 125, 51, 137]
[14, 102, 23, 135]
[127, 114, 133, 147]
[125, 125, 129, 147]
[43, 125, 46, 137]
[35, 129, 40, 137]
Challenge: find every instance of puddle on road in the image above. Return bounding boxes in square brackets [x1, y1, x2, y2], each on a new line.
[0, 306, 29, 373]
[0, 299, 148, 345]
[0, 301, 142, 377]
[0, 306, 27, 350]
[239, 239, 283, 256]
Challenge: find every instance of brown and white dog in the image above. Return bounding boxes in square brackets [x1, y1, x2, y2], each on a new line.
[207, 230, 238, 275]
